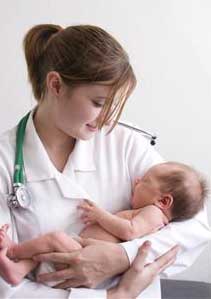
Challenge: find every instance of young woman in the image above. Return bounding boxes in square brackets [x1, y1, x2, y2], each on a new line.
[0, 24, 210, 299]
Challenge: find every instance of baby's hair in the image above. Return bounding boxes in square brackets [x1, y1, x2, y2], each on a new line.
[157, 162, 209, 221]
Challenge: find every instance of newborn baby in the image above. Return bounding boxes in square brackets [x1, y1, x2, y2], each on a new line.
[0, 162, 208, 286]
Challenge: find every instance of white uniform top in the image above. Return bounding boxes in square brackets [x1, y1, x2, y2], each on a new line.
[0, 110, 211, 299]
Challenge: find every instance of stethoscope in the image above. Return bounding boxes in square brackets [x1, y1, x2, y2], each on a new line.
[118, 121, 157, 146]
[7, 112, 32, 209]
[7, 112, 157, 209]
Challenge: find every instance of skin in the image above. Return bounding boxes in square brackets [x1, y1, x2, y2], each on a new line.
[131, 171, 162, 209]
[34, 72, 111, 171]
[108, 242, 179, 299]
[131, 164, 173, 220]
[33, 72, 131, 288]
[33, 239, 179, 299]
[30, 71, 178, 292]
[0, 225, 179, 298]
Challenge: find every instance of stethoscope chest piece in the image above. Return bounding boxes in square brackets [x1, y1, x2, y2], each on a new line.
[8, 184, 31, 209]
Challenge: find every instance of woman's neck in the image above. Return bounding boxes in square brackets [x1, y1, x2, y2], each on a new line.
[33, 105, 76, 172]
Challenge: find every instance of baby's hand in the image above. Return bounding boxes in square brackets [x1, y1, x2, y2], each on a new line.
[78, 199, 102, 226]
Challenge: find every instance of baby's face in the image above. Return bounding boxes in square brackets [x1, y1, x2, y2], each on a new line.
[131, 166, 162, 209]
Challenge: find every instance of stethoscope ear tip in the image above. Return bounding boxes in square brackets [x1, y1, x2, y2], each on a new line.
[150, 136, 157, 146]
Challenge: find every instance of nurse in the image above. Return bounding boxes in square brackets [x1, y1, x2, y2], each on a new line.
[0, 24, 210, 299]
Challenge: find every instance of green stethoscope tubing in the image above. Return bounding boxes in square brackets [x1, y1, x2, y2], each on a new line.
[13, 112, 31, 185]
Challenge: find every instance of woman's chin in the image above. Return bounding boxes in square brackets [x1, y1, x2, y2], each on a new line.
[78, 132, 97, 140]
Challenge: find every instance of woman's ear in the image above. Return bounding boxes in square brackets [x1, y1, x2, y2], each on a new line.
[155, 194, 174, 210]
[46, 71, 62, 96]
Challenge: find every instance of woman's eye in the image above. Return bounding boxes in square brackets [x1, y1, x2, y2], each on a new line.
[92, 101, 104, 108]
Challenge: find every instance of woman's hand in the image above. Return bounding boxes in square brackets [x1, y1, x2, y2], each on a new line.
[34, 237, 130, 289]
[108, 241, 179, 299]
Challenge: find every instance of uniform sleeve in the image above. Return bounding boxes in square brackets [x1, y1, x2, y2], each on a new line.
[121, 130, 211, 277]
[125, 130, 164, 183]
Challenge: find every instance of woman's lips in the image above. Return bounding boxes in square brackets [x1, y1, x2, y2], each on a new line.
[86, 124, 98, 132]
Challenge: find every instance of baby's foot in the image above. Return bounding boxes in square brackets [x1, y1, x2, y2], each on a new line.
[0, 224, 14, 250]
[0, 247, 22, 285]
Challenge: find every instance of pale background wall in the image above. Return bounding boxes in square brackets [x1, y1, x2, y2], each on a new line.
[0, 0, 210, 283]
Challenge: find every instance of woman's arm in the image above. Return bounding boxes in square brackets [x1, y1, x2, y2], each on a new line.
[121, 208, 211, 278]
[107, 242, 179, 299]
[33, 238, 179, 299]
[125, 130, 211, 278]
[34, 238, 130, 288]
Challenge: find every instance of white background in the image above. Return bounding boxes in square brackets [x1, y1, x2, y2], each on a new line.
[0, 0, 210, 283]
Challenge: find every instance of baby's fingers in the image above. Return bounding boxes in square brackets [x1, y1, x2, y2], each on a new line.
[83, 199, 95, 206]
[0, 224, 9, 232]
[77, 204, 91, 211]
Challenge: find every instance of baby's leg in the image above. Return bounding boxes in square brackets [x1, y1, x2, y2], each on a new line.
[0, 225, 81, 285]
[0, 224, 14, 250]
[0, 248, 37, 285]
[10, 231, 82, 260]
[0, 225, 37, 285]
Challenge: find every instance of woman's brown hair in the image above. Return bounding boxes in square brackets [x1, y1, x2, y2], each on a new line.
[23, 24, 136, 130]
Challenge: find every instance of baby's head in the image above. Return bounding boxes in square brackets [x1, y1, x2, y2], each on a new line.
[131, 162, 209, 221]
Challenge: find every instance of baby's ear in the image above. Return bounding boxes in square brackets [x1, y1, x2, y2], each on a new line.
[156, 194, 173, 210]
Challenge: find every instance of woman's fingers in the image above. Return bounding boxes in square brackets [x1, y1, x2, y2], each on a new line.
[131, 241, 151, 271]
[37, 267, 74, 282]
[33, 251, 79, 264]
[54, 278, 84, 289]
[116, 243, 180, 299]
[145, 244, 180, 276]
[155, 245, 180, 274]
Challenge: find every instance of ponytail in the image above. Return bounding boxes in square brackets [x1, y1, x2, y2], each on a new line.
[23, 24, 62, 100]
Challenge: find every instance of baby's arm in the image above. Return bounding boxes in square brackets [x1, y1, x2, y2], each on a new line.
[78, 200, 165, 241]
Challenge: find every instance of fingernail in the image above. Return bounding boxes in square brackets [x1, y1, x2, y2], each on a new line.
[145, 241, 151, 247]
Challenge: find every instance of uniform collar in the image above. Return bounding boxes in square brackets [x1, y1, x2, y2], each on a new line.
[63, 136, 96, 174]
[23, 109, 96, 182]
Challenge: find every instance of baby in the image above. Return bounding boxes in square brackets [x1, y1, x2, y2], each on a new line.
[0, 162, 208, 287]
